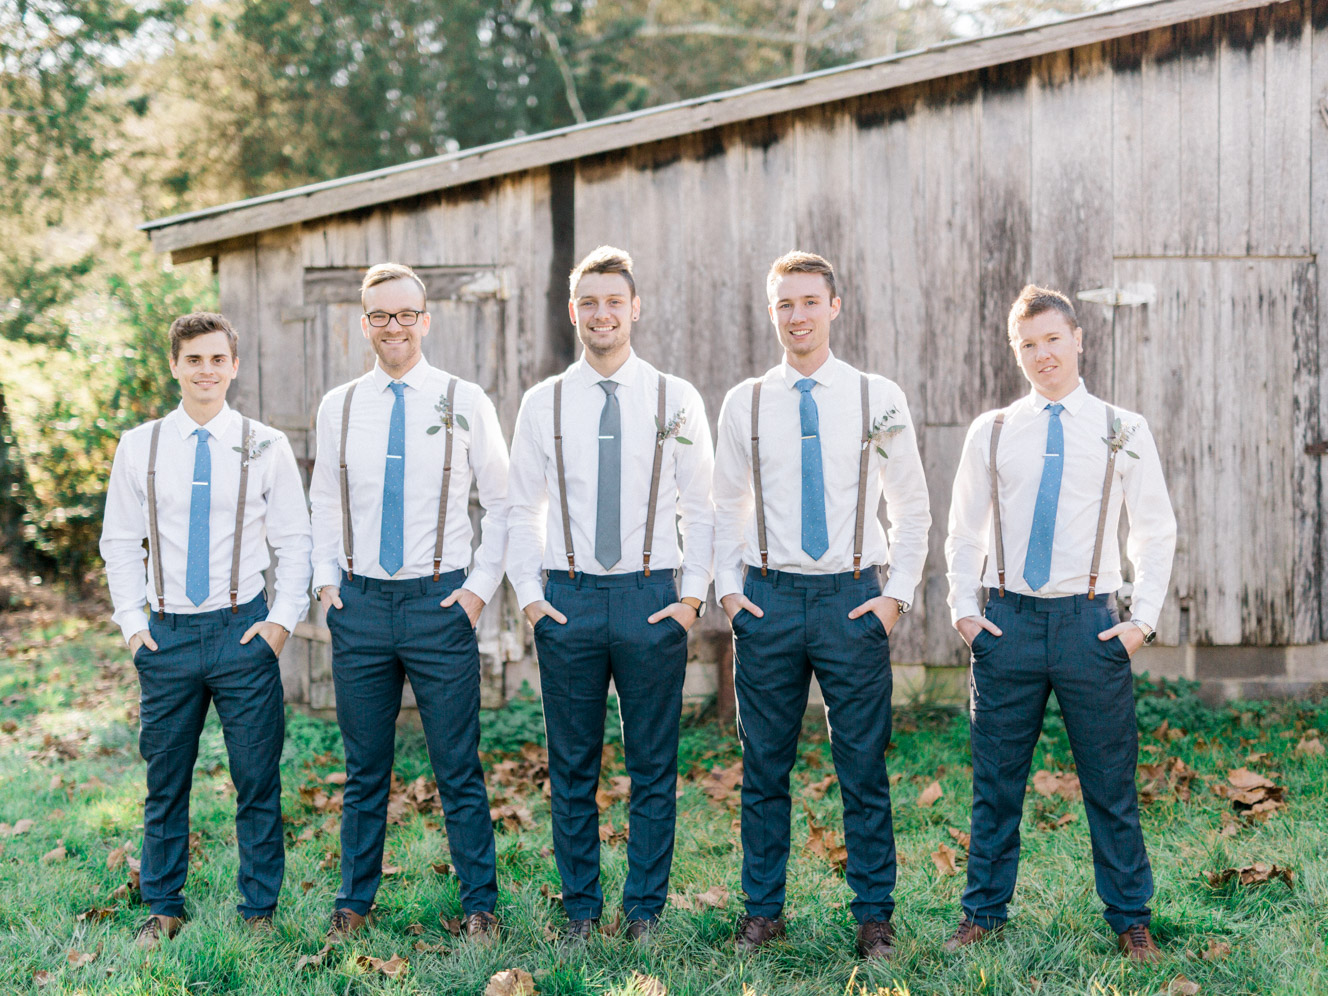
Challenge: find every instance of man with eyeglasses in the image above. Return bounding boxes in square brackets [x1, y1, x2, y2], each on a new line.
[309, 262, 510, 941]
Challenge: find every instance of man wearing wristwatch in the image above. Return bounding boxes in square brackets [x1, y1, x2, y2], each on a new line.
[506, 246, 715, 941]
[712, 252, 931, 960]
[100, 312, 312, 946]
[943, 285, 1176, 962]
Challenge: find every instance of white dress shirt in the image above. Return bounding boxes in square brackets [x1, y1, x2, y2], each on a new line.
[100, 403, 313, 644]
[506, 350, 715, 609]
[309, 358, 509, 602]
[713, 352, 931, 602]
[945, 380, 1177, 628]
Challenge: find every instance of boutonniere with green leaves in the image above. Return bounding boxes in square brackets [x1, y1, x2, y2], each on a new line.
[656, 408, 693, 445]
[426, 392, 469, 435]
[865, 407, 906, 458]
[1103, 417, 1140, 459]
[232, 431, 274, 461]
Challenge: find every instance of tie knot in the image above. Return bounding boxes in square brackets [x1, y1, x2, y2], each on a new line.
[1046, 403, 1064, 416]
[599, 380, 618, 397]
[795, 378, 816, 394]
[389, 381, 405, 398]
[194, 428, 209, 442]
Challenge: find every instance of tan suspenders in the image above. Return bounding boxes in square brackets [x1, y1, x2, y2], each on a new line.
[552, 373, 668, 578]
[338, 376, 459, 580]
[988, 403, 1116, 599]
[145, 415, 251, 617]
[750, 373, 872, 579]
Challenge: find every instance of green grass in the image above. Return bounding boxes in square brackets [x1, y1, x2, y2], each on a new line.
[0, 620, 1325, 994]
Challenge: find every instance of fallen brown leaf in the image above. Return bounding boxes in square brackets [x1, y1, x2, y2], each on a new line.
[949, 828, 971, 850]
[1199, 939, 1231, 961]
[300, 880, 315, 893]
[630, 971, 669, 996]
[1206, 863, 1294, 888]
[295, 943, 333, 970]
[1295, 737, 1324, 757]
[431, 861, 452, 876]
[414, 938, 448, 953]
[602, 910, 622, 937]
[695, 884, 729, 909]
[932, 843, 959, 876]
[916, 781, 943, 808]
[2, 818, 34, 837]
[76, 907, 115, 923]
[440, 914, 461, 936]
[1164, 977, 1200, 996]
[324, 771, 348, 785]
[381, 863, 402, 876]
[32, 970, 53, 988]
[41, 840, 67, 864]
[803, 805, 848, 873]
[66, 943, 101, 968]
[356, 953, 408, 978]
[107, 843, 129, 870]
[804, 773, 838, 801]
[598, 820, 627, 845]
[1032, 770, 1082, 801]
[484, 968, 537, 996]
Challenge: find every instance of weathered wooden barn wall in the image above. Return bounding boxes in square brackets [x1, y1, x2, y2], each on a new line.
[167, 0, 1328, 703]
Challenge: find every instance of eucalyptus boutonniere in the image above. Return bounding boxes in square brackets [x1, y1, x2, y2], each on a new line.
[426, 392, 469, 435]
[1103, 417, 1140, 460]
[866, 407, 906, 458]
[656, 408, 693, 445]
[232, 431, 273, 461]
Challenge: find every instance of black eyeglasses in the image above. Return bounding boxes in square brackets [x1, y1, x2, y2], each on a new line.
[364, 310, 423, 327]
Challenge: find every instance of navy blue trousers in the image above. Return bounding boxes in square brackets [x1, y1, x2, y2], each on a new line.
[732, 568, 896, 924]
[327, 571, 497, 916]
[964, 589, 1152, 934]
[134, 593, 285, 919]
[533, 570, 689, 922]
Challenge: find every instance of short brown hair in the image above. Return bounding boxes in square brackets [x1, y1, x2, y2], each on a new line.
[360, 262, 428, 309]
[766, 250, 837, 302]
[1007, 284, 1078, 341]
[568, 246, 635, 299]
[168, 312, 237, 362]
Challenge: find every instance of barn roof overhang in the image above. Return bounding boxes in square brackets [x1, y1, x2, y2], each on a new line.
[141, 0, 1288, 262]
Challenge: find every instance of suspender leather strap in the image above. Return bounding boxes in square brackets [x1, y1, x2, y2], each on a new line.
[339, 382, 358, 578]
[146, 420, 166, 618]
[989, 410, 1008, 595]
[641, 375, 667, 577]
[553, 378, 576, 577]
[750, 382, 768, 575]
[852, 373, 870, 579]
[431, 378, 459, 580]
[230, 416, 251, 612]
[1087, 405, 1116, 600]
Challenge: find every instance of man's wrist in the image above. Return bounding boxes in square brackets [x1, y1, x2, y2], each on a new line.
[680, 596, 705, 618]
[1132, 620, 1156, 645]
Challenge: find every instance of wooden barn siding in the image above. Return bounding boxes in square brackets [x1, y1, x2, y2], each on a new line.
[570, 0, 1321, 663]
[218, 0, 1325, 695]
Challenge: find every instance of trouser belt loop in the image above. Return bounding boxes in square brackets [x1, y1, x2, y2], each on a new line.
[417, 576, 431, 596]
[574, 570, 586, 590]
[1074, 596, 1081, 614]
[832, 572, 842, 593]
[168, 612, 179, 631]
[771, 570, 783, 589]
[1014, 593, 1022, 614]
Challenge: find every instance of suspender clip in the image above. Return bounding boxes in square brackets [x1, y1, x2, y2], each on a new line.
[1087, 575, 1098, 600]
[852, 554, 862, 580]
[156, 597, 165, 620]
[997, 570, 1006, 597]
[345, 557, 354, 581]
[432, 560, 441, 582]
[642, 552, 652, 578]
[759, 551, 768, 577]
[230, 590, 239, 613]
[567, 554, 576, 579]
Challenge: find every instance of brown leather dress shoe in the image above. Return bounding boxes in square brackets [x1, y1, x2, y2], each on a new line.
[735, 914, 786, 952]
[461, 911, 499, 943]
[625, 918, 658, 942]
[1117, 923, 1162, 962]
[943, 917, 993, 953]
[855, 919, 897, 960]
[327, 908, 368, 941]
[564, 917, 597, 943]
[134, 914, 182, 949]
[244, 913, 275, 934]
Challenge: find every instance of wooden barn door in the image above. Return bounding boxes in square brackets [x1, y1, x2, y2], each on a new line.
[1108, 258, 1319, 648]
[299, 266, 518, 711]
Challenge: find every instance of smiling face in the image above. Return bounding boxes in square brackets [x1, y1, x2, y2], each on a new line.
[768, 271, 840, 371]
[362, 277, 430, 378]
[1010, 309, 1083, 401]
[569, 271, 638, 362]
[169, 330, 238, 413]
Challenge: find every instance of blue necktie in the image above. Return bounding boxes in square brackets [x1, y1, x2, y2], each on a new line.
[595, 380, 622, 570]
[380, 381, 406, 575]
[1022, 403, 1065, 591]
[185, 427, 211, 606]
[796, 378, 829, 561]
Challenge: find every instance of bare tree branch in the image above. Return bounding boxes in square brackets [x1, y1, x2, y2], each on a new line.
[514, 0, 587, 124]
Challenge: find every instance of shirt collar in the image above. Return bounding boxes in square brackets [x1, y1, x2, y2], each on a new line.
[570, 348, 641, 390]
[172, 402, 238, 441]
[371, 355, 433, 393]
[779, 350, 839, 391]
[1025, 378, 1089, 417]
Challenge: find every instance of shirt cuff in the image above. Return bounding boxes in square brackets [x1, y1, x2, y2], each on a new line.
[679, 571, 711, 604]
[1128, 601, 1161, 632]
[881, 571, 919, 606]
[462, 569, 502, 606]
[714, 567, 744, 602]
[311, 562, 343, 592]
[266, 599, 307, 635]
[115, 607, 151, 646]
[950, 595, 983, 626]
[514, 578, 546, 610]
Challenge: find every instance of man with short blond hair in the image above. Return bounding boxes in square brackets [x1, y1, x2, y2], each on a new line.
[944, 283, 1176, 961]
[506, 245, 715, 942]
[713, 251, 931, 960]
[309, 262, 509, 941]
[101, 312, 312, 946]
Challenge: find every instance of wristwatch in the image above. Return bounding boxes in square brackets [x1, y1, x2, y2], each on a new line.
[1132, 620, 1156, 645]
[313, 585, 330, 601]
[680, 596, 706, 618]
[892, 597, 910, 614]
